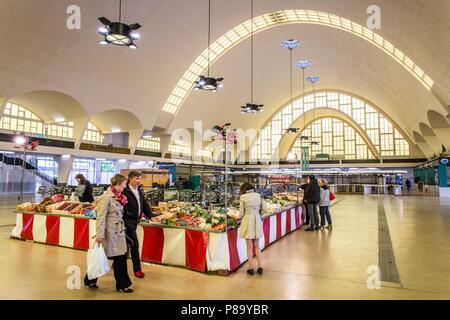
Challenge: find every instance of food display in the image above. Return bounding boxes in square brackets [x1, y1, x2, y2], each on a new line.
[16, 197, 96, 218]
[179, 190, 202, 202]
[144, 189, 164, 203]
[16, 202, 35, 212]
[146, 201, 239, 232]
[164, 190, 179, 201]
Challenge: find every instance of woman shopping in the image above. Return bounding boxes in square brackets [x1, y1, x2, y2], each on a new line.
[75, 174, 94, 203]
[239, 183, 267, 276]
[84, 174, 133, 293]
[319, 178, 333, 230]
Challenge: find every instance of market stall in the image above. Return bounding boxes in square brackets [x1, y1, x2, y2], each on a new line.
[139, 204, 305, 273]
[11, 193, 305, 273]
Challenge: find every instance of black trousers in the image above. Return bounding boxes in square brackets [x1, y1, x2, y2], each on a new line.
[303, 203, 310, 225]
[124, 219, 142, 273]
[84, 254, 132, 290]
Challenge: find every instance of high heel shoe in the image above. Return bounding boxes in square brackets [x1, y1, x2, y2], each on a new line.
[116, 287, 133, 293]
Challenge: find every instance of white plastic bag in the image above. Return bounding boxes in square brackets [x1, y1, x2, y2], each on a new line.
[86, 243, 110, 280]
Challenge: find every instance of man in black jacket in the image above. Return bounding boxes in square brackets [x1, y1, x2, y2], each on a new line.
[122, 171, 152, 278]
[303, 175, 321, 231]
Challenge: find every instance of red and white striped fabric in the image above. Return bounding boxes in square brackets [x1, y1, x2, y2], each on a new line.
[11, 213, 96, 250]
[139, 205, 305, 272]
[11, 205, 305, 273]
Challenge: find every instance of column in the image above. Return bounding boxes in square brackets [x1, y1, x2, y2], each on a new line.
[55, 155, 75, 185]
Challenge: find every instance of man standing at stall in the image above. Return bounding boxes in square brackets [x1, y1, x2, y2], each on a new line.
[303, 175, 320, 231]
[123, 171, 153, 278]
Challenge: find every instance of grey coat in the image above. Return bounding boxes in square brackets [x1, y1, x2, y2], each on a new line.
[319, 188, 331, 207]
[96, 188, 127, 258]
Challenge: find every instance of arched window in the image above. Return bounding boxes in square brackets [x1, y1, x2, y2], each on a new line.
[83, 122, 103, 144]
[0, 103, 44, 135]
[168, 141, 191, 156]
[290, 118, 375, 160]
[47, 121, 74, 139]
[137, 137, 161, 152]
[251, 91, 410, 160]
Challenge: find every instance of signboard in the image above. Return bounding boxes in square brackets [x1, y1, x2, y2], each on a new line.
[316, 153, 330, 161]
[101, 162, 114, 172]
[37, 186, 46, 195]
[269, 175, 294, 184]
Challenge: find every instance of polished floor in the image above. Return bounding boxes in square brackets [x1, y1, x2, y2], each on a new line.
[1, 194, 450, 300]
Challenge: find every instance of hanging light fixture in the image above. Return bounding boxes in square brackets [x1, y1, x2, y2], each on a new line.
[195, 0, 224, 92]
[98, 0, 141, 49]
[281, 38, 300, 131]
[241, 0, 264, 114]
[306, 76, 321, 147]
[296, 60, 312, 140]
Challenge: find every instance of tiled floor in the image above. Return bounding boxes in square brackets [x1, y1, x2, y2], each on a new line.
[1, 194, 449, 300]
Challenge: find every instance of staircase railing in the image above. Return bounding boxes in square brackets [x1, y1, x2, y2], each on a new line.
[0, 154, 57, 185]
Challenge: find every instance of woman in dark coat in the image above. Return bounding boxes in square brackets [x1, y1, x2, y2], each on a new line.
[75, 174, 95, 203]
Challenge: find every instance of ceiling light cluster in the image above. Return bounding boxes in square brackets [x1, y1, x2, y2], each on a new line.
[286, 128, 301, 134]
[194, 76, 224, 92]
[281, 39, 300, 49]
[241, 103, 264, 114]
[98, 0, 141, 49]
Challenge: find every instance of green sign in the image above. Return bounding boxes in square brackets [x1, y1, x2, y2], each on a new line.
[101, 162, 114, 173]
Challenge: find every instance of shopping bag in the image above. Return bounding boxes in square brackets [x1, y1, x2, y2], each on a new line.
[86, 243, 110, 280]
[329, 192, 336, 201]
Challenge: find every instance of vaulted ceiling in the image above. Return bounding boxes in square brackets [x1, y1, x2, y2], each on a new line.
[0, 0, 449, 156]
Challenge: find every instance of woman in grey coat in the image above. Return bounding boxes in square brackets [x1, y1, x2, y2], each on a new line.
[84, 174, 133, 293]
[319, 178, 333, 230]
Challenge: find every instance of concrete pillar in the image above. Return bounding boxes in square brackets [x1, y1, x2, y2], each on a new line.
[160, 134, 172, 159]
[55, 155, 74, 185]
[129, 128, 144, 155]
[73, 116, 90, 149]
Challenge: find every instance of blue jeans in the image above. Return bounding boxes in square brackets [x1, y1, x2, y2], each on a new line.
[319, 206, 332, 226]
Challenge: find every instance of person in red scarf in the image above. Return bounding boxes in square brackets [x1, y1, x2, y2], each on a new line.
[84, 174, 133, 293]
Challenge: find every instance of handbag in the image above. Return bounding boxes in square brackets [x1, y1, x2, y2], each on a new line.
[86, 243, 110, 280]
[329, 192, 336, 201]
